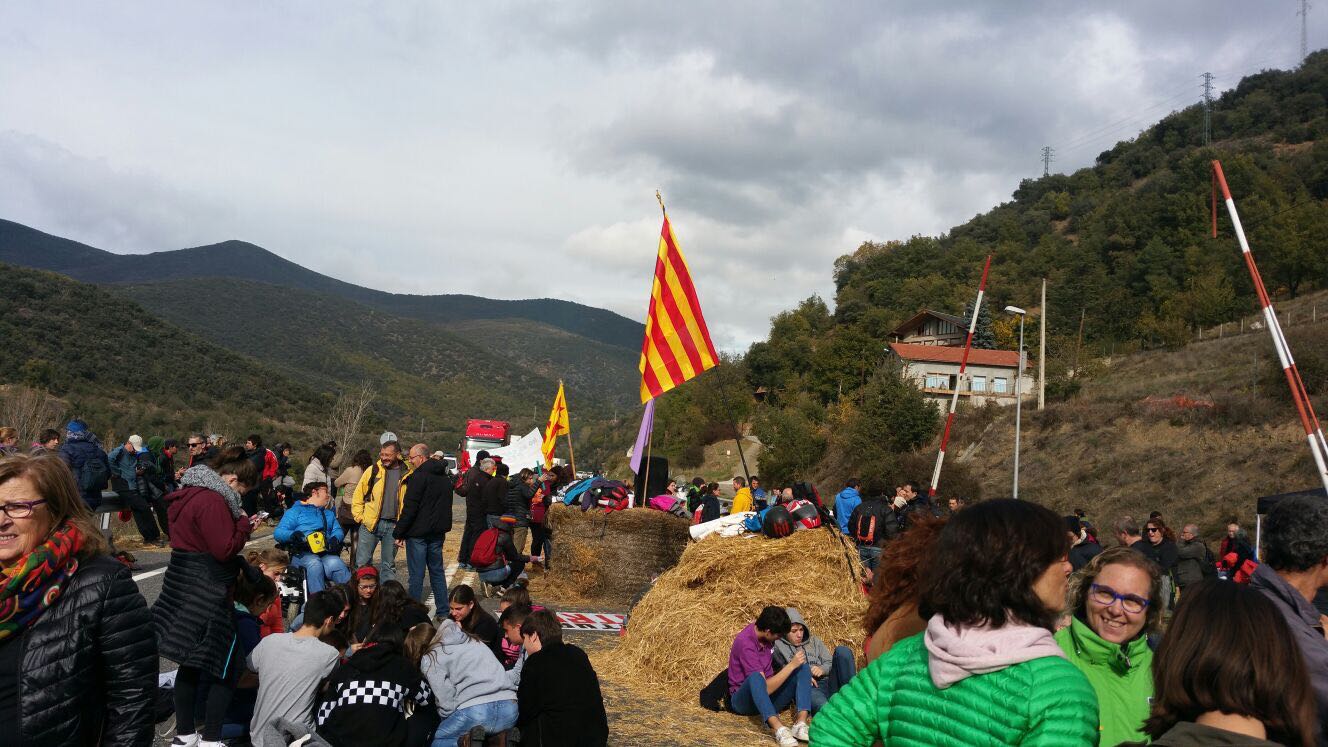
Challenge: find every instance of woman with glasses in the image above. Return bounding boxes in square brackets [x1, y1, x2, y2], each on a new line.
[1056, 546, 1162, 746]
[1142, 518, 1179, 610]
[0, 453, 156, 746]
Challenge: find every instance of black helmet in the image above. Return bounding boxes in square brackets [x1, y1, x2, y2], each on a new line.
[762, 506, 794, 539]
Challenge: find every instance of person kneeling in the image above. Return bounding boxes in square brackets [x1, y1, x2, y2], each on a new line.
[729, 606, 811, 746]
[473, 515, 541, 592]
[275, 482, 350, 594]
[772, 607, 855, 712]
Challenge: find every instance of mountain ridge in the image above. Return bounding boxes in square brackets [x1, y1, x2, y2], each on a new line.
[0, 219, 645, 351]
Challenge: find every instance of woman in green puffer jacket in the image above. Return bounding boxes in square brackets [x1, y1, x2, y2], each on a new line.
[1055, 546, 1162, 747]
[811, 499, 1099, 746]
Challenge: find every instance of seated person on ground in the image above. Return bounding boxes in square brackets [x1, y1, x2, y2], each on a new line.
[518, 609, 609, 747]
[728, 606, 812, 747]
[499, 603, 534, 685]
[422, 617, 519, 744]
[315, 623, 434, 747]
[449, 584, 503, 660]
[274, 481, 351, 594]
[247, 591, 344, 747]
[772, 607, 857, 713]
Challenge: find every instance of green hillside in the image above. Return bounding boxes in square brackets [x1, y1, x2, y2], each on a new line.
[721, 53, 1328, 487]
[0, 263, 329, 438]
[114, 277, 610, 430]
[0, 221, 645, 350]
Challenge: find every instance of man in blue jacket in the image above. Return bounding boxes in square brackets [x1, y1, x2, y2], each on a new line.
[276, 482, 351, 594]
[833, 479, 861, 535]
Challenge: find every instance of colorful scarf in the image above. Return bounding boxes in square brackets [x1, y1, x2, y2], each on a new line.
[0, 522, 83, 641]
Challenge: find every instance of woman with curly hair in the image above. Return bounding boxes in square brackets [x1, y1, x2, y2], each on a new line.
[1056, 546, 1162, 746]
[862, 514, 946, 662]
[813, 499, 1096, 746]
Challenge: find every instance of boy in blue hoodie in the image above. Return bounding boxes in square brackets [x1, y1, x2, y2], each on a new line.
[275, 482, 350, 593]
[834, 479, 862, 534]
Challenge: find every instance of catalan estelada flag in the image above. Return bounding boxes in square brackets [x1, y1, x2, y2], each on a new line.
[541, 381, 570, 469]
[639, 212, 720, 402]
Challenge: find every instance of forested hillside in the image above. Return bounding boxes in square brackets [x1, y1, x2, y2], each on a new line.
[720, 52, 1328, 487]
[116, 277, 634, 426]
[0, 263, 329, 438]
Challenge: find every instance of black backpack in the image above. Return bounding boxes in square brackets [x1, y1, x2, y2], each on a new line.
[699, 669, 731, 712]
[851, 499, 899, 547]
[78, 454, 110, 493]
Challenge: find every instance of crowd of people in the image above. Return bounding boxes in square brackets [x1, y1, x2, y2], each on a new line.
[0, 420, 606, 746]
[6, 415, 1328, 746]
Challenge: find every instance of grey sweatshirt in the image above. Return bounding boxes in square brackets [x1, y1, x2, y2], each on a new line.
[771, 607, 835, 675]
[420, 619, 517, 719]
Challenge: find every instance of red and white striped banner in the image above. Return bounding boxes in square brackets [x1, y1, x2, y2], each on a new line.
[556, 611, 627, 632]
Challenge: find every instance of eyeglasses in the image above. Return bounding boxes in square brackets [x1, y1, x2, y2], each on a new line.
[1, 499, 47, 519]
[1145, 527, 1160, 533]
[1089, 583, 1150, 614]
[188, 442, 204, 448]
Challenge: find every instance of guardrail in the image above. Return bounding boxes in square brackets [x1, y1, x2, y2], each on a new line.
[93, 490, 128, 541]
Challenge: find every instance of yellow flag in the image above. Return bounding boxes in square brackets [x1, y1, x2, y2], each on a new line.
[541, 382, 570, 468]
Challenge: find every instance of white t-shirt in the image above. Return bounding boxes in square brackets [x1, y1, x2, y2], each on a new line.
[248, 633, 340, 745]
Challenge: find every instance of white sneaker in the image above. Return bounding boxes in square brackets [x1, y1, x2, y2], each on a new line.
[791, 721, 810, 742]
[170, 736, 200, 747]
[774, 726, 798, 747]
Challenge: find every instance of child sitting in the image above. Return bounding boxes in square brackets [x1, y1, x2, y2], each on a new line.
[771, 607, 858, 712]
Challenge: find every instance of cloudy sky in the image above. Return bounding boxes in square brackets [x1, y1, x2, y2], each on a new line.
[0, 2, 1316, 349]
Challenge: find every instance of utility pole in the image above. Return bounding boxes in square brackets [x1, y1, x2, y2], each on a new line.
[1040, 146, 1055, 177]
[1201, 72, 1214, 145]
[1301, 0, 1311, 64]
[1038, 278, 1047, 410]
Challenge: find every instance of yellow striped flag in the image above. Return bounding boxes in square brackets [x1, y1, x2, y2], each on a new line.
[541, 381, 570, 468]
[639, 213, 719, 402]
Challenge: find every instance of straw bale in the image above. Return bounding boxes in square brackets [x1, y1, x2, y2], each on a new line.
[542, 504, 690, 604]
[601, 528, 867, 697]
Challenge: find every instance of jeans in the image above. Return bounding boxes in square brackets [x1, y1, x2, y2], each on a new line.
[431, 699, 518, 745]
[810, 646, 858, 712]
[729, 667, 811, 723]
[356, 519, 398, 580]
[857, 546, 882, 572]
[292, 552, 351, 594]
[406, 537, 449, 605]
[479, 558, 527, 588]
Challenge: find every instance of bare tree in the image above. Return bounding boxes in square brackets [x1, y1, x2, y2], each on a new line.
[326, 382, 376, 468]
[0, 386, 66, 444]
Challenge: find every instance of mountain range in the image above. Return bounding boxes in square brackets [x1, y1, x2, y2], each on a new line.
[0, 219, 645, 451]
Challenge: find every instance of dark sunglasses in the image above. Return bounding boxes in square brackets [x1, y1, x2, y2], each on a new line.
[1145, 527, 1160, 533]
[188, 442, 204, 447]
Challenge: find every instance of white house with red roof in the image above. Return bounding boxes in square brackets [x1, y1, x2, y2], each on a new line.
[888, 310, 1031, 407]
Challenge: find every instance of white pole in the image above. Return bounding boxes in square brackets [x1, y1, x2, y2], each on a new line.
[1014, 315, 1025, 500]
[1039, 279, 1046, 410]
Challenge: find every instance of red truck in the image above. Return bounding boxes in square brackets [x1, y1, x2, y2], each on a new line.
[462, 419, 511, 454]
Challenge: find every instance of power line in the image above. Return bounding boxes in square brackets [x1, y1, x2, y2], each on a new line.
[1040, 146, 1055, 177]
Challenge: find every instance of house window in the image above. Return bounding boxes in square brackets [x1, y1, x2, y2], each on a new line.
[925, 373, 949, 389]
[992, 377, 1009, 393]
[971, 375, 987, 392]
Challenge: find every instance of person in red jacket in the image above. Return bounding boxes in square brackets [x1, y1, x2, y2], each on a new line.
[153, 446, 262, 747]
[246, 548, 291, 637]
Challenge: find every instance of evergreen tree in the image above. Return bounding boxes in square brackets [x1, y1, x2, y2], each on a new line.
[963, 299, 997, 349]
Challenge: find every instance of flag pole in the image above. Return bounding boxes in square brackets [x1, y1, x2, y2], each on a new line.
[561, 380, 577, 475]
[638, 190, 667, 509]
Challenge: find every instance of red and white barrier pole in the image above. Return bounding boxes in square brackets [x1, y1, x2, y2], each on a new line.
[1212, 160, 1328, 491]
[929, 254, 993, 498]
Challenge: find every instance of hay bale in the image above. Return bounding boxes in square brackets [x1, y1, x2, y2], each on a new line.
[601, 528, 866, 697]
[543, 504, 690, 604]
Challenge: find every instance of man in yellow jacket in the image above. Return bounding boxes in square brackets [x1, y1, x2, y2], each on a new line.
[730, 475, 755, 515]
[352, 440, 415, 580]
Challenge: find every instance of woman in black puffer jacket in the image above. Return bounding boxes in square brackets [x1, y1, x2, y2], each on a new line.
[0, 453, 156, 746]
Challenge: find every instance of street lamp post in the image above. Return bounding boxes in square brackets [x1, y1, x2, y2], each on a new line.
[1005, 305, 1027, 500]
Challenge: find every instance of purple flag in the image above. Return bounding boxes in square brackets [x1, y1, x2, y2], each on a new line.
[630, 398, 656, 474]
